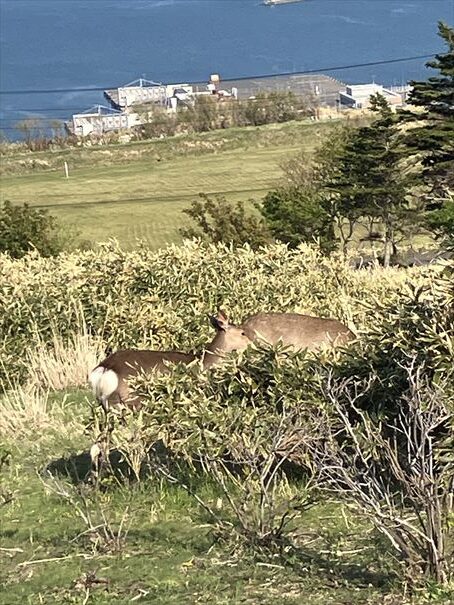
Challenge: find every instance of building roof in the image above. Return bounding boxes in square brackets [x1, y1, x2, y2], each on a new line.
[121, 78, 163, 88]
[73, 104, 123, 118]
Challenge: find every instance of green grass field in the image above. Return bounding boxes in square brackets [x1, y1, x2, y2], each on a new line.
[0, 120, 338, 249]
[1, 389, 416, 605]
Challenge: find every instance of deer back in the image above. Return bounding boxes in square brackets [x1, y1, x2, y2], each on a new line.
[241, 312, 355, 351]
[97, 349, 196, 378]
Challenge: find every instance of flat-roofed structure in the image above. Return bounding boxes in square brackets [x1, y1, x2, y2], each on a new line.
[105, 78, 194, 110]
[339, 83, 403, 109]
[194, 73, 344, 107]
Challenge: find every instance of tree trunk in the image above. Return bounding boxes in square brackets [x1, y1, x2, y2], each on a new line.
[339, 218, 355, 255]
[383, 220, 394, 267]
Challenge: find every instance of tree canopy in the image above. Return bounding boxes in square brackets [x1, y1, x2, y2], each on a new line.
[400, 22, 454, 192]
[327, 94, 417, 265]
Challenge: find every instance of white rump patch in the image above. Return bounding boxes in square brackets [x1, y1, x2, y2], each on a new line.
[88, 367, 118, 400]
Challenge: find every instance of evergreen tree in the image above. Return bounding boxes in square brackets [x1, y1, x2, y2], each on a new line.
[401, 22, 454, 192]
[328, 94, 416, 266]
[261, 185, 335, 252]
[425, 194, 454, 249]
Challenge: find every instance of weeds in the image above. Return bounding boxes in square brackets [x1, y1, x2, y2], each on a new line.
[41, 472, 135, 555]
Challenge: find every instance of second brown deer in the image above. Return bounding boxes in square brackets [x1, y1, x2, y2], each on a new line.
[211, 309, 355, 352]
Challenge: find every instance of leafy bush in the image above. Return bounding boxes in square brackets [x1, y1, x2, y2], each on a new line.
[106, 264, 453, 584]
[0, 200, 67, 258]
[1, 240, 452, 585]
[181, 193, 272, 248]
[331, 260, 454, 417]
[241, 91, 303, 126]
[259, 124, 360, 254]
[102, 344, 326, 544]
[137, 92, 310, 139]
[261, 186, 335, 252]
[0, 241, 433, 385]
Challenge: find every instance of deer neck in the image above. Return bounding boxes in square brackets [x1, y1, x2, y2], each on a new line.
[202, 347, 225, 369]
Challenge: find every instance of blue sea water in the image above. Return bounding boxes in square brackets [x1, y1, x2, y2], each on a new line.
[0, 0, 453, 137]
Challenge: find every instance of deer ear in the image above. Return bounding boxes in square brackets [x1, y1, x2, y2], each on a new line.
[210, 316, 223, 331]
[210, 312, 229, 332]
[217, 308, 229, 322]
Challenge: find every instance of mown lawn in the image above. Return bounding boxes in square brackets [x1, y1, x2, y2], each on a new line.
[0, 120, 339, 250]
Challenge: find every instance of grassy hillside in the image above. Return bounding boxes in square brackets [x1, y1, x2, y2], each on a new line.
[0, 120, 340, 249]
[0, 390, 400, 605]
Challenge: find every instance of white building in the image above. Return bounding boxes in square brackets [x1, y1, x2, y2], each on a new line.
[116, 78, 167, 108]
[104, 78, 194, 110]
[166, 84, 193, 101]
[339, 83, 403, 109]
[69, 105, 141, 137]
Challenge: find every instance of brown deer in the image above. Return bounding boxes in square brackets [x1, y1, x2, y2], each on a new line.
[88, 317, 251, 411]
[214, 309, 355, 352]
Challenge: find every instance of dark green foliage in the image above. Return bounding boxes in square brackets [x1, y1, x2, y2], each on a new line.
[0, 200, 66, 258]
[425, 196, 454, 247]
[260, 106, 420, 262]
[260, 125, 353, 252]
[261, 186, 335, 251]
[180, 193, 272, 248]
[397, 23, 454, 252]
[328, 95, 417, 265]
[400, 22, 454, 246]
[400, 22, 454, 192]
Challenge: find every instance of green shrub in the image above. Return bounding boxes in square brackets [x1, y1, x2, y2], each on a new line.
[0, 241, 437, 385]
[105, 264, 453, 577]
[333, 260, 454, 415]
[0, 200, 67, 258]
[118, 262, 453, 470]
[1, 240, 452, 584]
[181, 193, 272, 248]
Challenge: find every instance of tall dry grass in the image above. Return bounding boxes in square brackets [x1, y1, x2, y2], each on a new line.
[0, 309, 98, 444]
[0, 384, 83, 444]
[25, 325, 105, 392]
